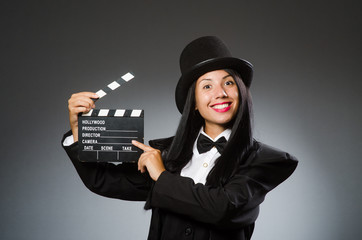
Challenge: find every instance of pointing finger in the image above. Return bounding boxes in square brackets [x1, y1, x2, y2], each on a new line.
[132, 140, 153, 152]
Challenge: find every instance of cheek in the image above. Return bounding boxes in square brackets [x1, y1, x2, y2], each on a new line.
[234, 92, 239, 103]
[231, 90, 240, 109]
[195, 99, 199, 110]
[195, 98, 206, 111]
[234, 97, 240, 110]
[227, 87, 239, 100]
[195, 92, 200, 110]
[195, 91, 208, 109]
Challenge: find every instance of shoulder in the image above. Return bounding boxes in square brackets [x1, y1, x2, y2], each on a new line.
[254, 141, 298, 162]
[236, 141, 298, 189]
[245, 140, 298, 170]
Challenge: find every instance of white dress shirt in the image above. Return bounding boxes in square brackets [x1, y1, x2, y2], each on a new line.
[180, 128, 231, 185]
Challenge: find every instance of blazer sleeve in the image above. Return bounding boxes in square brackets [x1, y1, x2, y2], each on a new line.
[61, 130, 152, 201]
[149, 142, 298, 228]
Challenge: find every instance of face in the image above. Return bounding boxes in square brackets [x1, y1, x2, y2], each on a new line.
[195, 69, 239, 134]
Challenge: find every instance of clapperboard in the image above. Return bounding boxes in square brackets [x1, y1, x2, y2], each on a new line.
[78, 72, 144, 162]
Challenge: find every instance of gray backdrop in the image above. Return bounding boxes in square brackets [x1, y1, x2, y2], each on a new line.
[1, 0, 361, 239]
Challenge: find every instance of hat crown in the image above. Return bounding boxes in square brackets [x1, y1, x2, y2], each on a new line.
[180, 36, 232, 74]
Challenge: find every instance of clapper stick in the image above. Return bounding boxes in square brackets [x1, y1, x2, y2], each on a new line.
[92, 72, 135, 102]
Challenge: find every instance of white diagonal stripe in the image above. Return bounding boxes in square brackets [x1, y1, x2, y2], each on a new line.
[82, 109, 93, 116]
[95, 89, 107, 98]
[114, 109, 125, 117]
[98, 109, 109, 116]
[108, 81, 121, 90]
[121, 72, 134, 82]
[131, 109, 142, 117]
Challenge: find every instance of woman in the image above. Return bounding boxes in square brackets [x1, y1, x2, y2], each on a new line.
[62, 36, 298, 240]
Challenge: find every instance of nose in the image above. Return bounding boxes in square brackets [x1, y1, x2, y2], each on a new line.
[214, 85, 228, 98]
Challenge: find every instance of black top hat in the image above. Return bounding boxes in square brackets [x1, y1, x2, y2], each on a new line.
[175, 36, 253, 113]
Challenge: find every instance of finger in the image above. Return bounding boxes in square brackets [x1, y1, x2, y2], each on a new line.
[69, 98, 96, 111]
[72, 92, 99, 99]
[132, 140, 154, 152]
[69, 93, 98, 107]
[70, 106, 92, 115]
[69, 94, 97, 105]
[69, 99, 92, 108]
[137, 155, 147, 173]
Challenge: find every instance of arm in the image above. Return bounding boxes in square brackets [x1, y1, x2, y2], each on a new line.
[149, 143, 298, 228]
[62, 131, 152, 201]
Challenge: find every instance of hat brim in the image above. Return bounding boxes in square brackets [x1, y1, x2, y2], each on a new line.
[175, 57, 253, 113]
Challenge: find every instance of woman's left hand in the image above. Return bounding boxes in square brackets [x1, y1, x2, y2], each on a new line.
[132, 140, 166, 181]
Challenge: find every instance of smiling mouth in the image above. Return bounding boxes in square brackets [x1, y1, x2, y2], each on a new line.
[211, 102, 232, 112]
[212, 103, 230, 109]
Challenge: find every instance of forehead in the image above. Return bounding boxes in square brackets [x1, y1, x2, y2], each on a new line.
[196, 69, 231, 82]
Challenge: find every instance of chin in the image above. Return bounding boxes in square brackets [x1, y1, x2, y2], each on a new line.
[215, 118, 234, 127]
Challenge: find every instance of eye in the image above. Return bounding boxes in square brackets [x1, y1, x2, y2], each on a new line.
[225, 80, 235, 86]
[203, 84, 212, 89]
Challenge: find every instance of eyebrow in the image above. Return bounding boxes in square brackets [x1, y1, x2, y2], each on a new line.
[222, 74, 232, 79]
[199, 74, 233, 82]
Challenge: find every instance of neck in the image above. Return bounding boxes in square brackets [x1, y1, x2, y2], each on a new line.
[204, 123, 227, 140]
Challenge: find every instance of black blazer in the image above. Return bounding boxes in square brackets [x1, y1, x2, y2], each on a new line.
[62, 131, 298, 240]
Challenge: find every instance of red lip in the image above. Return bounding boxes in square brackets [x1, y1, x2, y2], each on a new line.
[210, 102, 231, 107]
[210, 102, 232, 113]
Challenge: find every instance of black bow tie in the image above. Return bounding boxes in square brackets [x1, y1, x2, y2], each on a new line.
[197, 134, 227, 154]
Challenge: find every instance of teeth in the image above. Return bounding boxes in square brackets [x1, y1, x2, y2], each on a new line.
[212, 103, 229, 109]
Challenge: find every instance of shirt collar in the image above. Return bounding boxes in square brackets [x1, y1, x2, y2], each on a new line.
[199, 127, 231, 142]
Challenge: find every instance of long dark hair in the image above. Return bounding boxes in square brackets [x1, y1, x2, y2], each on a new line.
[165, 69, 254, 187]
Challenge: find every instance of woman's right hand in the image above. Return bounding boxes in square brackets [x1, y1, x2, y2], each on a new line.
[68, 92, 99, 142]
